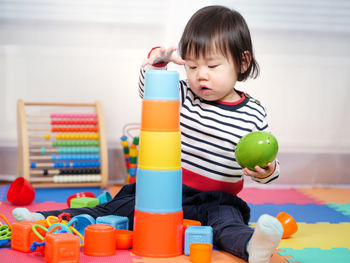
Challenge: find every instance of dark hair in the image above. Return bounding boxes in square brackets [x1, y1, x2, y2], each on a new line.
[179, 5, 259, 81]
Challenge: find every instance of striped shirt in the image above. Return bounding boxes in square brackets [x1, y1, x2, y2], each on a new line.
[139, 67, 279, 195]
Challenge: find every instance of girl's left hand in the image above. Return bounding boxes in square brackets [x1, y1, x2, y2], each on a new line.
[243, 161, 275, 180]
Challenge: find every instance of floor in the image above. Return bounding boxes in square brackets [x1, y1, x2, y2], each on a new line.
[0, 184, 349, 262]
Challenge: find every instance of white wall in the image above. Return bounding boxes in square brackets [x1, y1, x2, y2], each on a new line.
[0, 0, 349, 157]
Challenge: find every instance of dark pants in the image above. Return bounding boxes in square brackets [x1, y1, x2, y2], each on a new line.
[38, 183, 253, 260]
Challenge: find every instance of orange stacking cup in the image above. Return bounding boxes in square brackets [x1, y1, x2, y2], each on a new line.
[189, 243, 213, 263]
[133, 210, 183, 257]
[141, 100, 180, 132]
[84, 224, 116, 256]
[183, 219, 202, 238]
[183, 219, 202, 230]
[276, 212, 298, 239]
[115, 230, 133, 250]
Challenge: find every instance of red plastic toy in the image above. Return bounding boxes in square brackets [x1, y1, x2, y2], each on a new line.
[7, 177, 35, 205]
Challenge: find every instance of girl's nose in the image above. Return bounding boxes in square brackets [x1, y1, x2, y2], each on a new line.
[197, 67, 208, 80]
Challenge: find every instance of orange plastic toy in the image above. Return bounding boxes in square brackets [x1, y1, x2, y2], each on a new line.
[84, 224, 116, 256]
[11, 222, 46, 252]
[183, 219, 202, 238]
[189, 243, 213, 263]
[133, 210, 183, 257]
[141, 100, 180, 132]
[183, 219, 201, 231]
[45, 233, 80, 263]
[115, 229, 133, 249]
[276, 212, 298, 239]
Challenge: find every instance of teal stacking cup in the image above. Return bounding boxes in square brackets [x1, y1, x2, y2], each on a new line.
[144, 70, 179, 101]
[135, 168, 182, 213]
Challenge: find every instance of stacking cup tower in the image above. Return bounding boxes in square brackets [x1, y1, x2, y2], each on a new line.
[133, 70, 183, 257]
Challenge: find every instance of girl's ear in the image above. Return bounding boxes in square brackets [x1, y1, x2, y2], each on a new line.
[241, 51, 252, 73]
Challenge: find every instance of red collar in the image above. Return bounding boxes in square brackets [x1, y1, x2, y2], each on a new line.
[217, 91, 246, 105]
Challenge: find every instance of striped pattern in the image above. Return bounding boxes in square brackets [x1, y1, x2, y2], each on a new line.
[139, 68, 279, 193]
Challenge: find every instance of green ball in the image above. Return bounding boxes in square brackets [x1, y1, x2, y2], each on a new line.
[235, 131, 278, 171]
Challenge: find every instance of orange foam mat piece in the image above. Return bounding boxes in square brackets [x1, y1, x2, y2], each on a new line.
[278, 223, 350, 250]
[132, 250, 288, 263]
[299, 188, 350, 204]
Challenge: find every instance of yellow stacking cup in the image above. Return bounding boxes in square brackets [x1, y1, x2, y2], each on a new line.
[138, 131, 181, 170]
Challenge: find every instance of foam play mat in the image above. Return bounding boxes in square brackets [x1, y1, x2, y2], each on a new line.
[1, 185, 349, 262]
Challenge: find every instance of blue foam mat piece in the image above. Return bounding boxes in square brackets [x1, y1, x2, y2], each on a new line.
[1, 184, 105, 203]
[248, 203, 350, 223]
[34, 187, 105, 203]
[0, 185, 9, 201]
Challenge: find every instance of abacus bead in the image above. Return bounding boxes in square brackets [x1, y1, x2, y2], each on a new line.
[133, 136, 139, 145]
[40, 147, 46, 154]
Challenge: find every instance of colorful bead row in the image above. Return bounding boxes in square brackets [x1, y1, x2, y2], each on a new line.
[51, 120, 98, 125]
[39, 147, 100, 154]
[30, 161, 101, 168]
[50, 113, 97, 119]
[51, 127, 98, 132]
[59, 168, 101, 175]
[52, 140, 99, 147]
[41, 168, 101, 175]
[50, 154, 100, 161]
[55, 133, 99, 140]
[53, 175, 101, 183]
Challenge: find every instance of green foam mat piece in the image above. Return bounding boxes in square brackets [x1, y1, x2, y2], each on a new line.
[278, 248, 350, 263]
[327, 203, 350, 218]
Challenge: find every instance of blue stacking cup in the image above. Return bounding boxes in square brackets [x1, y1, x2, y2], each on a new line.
[135, 168, 182, 213]
[67, 214, 96, 237]
[144, 70, 179, 101]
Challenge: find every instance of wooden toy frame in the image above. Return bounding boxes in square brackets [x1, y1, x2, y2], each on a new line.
[17, 100, 108, 188]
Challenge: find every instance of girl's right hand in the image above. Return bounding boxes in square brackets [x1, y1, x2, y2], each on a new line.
[142, 46, 185, 68]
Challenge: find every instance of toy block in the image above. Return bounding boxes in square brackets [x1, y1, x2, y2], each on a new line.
[45, 233, 80, 263]
[70, 197, 99, 208]
[182, 219, 202, 238]
[184, 226, 213, 256]
[11, 222, 46, 252]
[96, 215, 129, 230]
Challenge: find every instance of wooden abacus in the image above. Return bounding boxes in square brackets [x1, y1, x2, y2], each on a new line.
[17, 100, 108, 188]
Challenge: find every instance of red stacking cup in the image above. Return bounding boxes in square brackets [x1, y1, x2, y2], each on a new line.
[7, 177, 35, 205]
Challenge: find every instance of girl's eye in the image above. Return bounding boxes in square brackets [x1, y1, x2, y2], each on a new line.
[188, 66, 197, 70]
[208, 65, 218, 68]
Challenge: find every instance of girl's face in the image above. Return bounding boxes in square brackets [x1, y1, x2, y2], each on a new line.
[184, 49, 241, 102]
